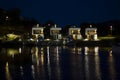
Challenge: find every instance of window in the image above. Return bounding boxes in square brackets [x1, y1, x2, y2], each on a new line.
[33, 30, 42, 34]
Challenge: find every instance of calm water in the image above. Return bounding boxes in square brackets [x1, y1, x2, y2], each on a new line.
[0, 46, 120, 80]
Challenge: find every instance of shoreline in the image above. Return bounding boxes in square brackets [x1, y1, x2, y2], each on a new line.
[0, 39, 114, 47]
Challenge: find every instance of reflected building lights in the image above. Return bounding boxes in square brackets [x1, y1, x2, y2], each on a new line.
[84, 55, 89, 79]
[19, 47, 22, 53]
[32, 54, 36, 64]
[38, 47, 44, 65]
[56, 46, 59, 53]
[62, 46, 66, 49]
[47, 46, 51, 80]
[94, 47, 99, 56]
[108, 53, 115, 79]
[84, 47, 99, 55]
[1, 46, 116, 80]
[31, 48, 33, 53]
[41, 50, 44, 54]
[56, 46, 59, 61]
[20, 66, 24, 76]
[71, 47, 82, 54]
[36, 47, 45, 79]
[7, 48, 19, 58]
[85, 47, 89, 55]
[41, 47, 44, 51]
[84, 46, 101, 79]
[71, 47, 76, 54]
[5, 62, 11, 80]
[31, 65, 35, 79]
[35, 47, 38, 55]
[109, 50, 113, 56]
[94, 52, 101, 80]
[77, 47, 82, 54]
[47, 46, 50, 64]
[55, 46, 61, 80]
[31, 47, 39, 66]
[41, 55, 44, 65]
[40, 50, 44, 65]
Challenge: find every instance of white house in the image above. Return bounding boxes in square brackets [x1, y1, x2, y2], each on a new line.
[68, 27, 82, 40]
[32, 24, 44, 39]
[85, 25, 98, 40]
[50, 24, 62, 40]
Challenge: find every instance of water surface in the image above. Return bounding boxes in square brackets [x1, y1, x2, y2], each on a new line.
[0, 46, 120, 80]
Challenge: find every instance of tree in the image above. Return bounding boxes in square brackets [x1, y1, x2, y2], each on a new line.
[7, 8, 21, 26]
[0, 8, 6, 25]
[43, 20, 55, 39]
[62, 25, 71, 37]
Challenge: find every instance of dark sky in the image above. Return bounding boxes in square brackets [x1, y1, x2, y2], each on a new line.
[0, 0, 120, 26]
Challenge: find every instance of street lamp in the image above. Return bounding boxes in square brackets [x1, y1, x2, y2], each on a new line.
[110, 26, 113, 35]
[5, 16, 9, 26]
[6, 16, 9, 20]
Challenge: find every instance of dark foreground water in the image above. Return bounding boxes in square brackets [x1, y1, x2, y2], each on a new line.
[0, 46, 120, 80]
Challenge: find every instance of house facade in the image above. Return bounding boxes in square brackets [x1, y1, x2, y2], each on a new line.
[32, 24, 44, 41]
[68, 27, 82, 40]
[85, 27, 98, 40]
[50, 25, 62, 40]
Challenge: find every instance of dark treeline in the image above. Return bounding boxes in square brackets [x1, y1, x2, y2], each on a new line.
[0, 8, 120, 37]
[80, 21, 120, 37]
[0, 8, 38, 35]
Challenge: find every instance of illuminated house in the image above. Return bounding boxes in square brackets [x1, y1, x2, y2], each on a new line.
[85, 25, 98, 40]
[68, 27, 82, 40]
[32, 24, 44, 39]
[50, 24, 62, 40]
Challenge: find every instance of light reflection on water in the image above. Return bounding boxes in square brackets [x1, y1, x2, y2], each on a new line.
[0, 46, 118, 80]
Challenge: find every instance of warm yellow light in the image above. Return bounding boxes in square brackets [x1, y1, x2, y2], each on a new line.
[73, 34, 76, 39]
[77, 48, 82, 54]
[6, 34, 20, 41]
[41, 54, 44, 65]
[72, 30, 74, 34]
[7, 49, 19, 56]
[109, 50, 113, 56]
[78, 29, 80, 34]
[85, 47, 89, 55]
[94, 47, 99, 55]
[72, 48, 76, 54]
[5, 62, 11, 80]
[41, 29, 43, 34]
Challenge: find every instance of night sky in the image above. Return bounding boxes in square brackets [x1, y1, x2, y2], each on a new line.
[0, 0, 120, 26]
